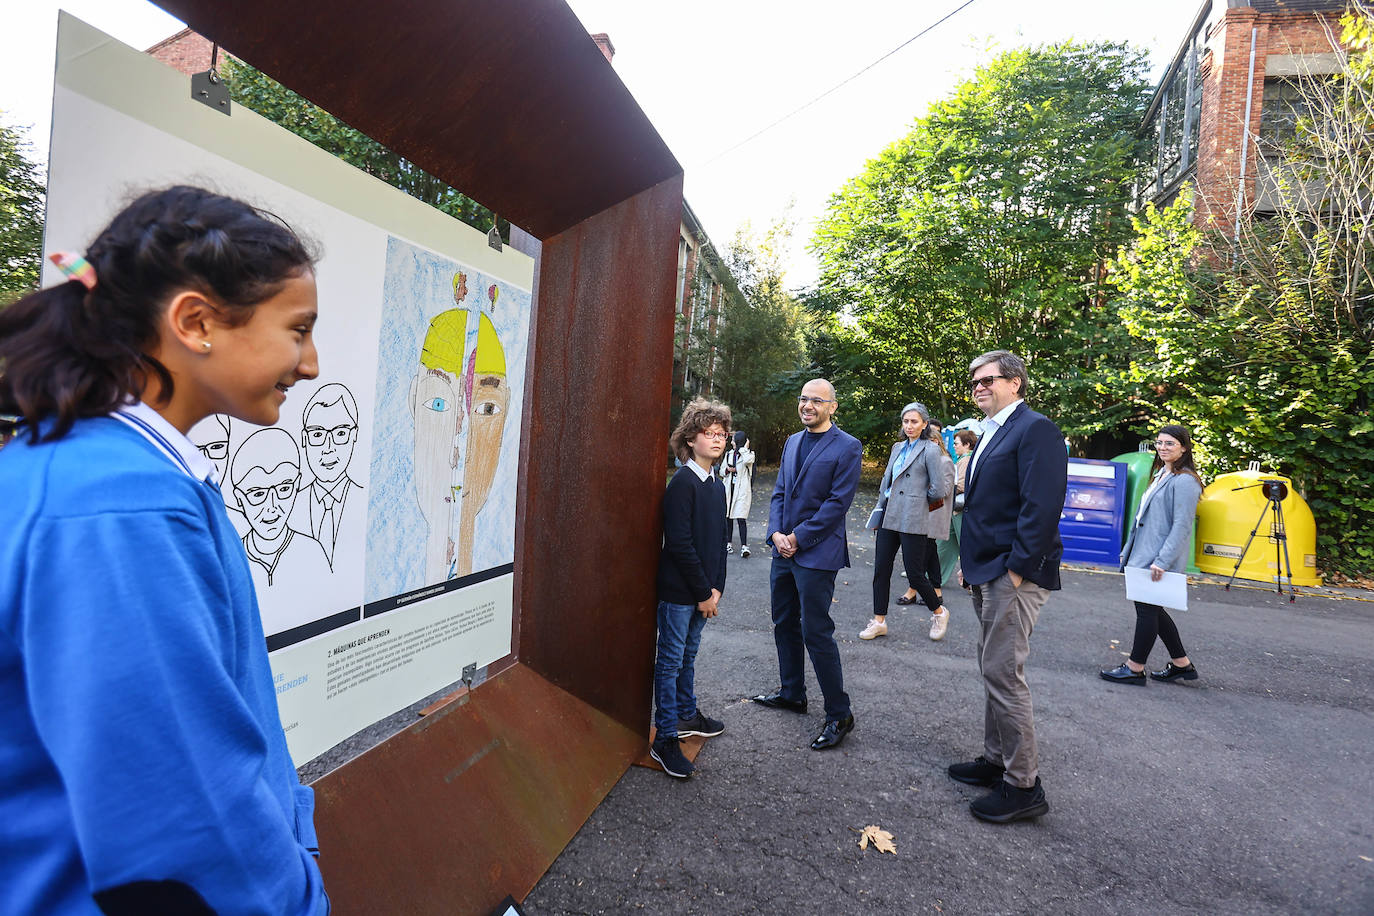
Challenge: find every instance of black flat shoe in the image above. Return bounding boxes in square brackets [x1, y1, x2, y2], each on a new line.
[810, 714, 855, 750]
[1150, 662, 1199, 682]
[895, 594, 923, 606]
[1099, 663, 1146, 685]
[751, 691, 808, 713]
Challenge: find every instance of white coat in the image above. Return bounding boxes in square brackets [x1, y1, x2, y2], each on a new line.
[719, 445, 755, 519]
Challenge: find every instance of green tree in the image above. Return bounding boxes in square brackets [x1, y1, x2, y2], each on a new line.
[1110, 0, 1374, 578]
[811, 42, 1153, 452]
[0, 118, 45, 306]
[224, 60, 501, 235]
[706, 218, 809, 462]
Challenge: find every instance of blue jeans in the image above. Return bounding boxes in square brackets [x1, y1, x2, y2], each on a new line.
[770, 556, 851, 721]
[654, 600, 708, 736]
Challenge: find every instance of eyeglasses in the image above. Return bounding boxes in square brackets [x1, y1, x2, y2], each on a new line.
[798, 396, 835, 406]
[700, 431, 730, 441]
[304, 424, 355, 446]
[1153, 439, 1181, 450]
[197, 441, 228, 460]
[969, 374, 1009, 391]
[238, 481, 296, 507]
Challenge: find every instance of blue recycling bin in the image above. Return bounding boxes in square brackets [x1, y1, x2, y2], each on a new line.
[1060, 458, 1129, 566]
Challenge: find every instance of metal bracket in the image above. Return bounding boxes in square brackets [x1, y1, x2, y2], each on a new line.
[191, 69, 231, 115]
[461, 663, 488, 690]
[487, 221, 503, 252]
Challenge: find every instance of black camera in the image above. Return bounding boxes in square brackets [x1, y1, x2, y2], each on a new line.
[1261, 479, 1288, 502]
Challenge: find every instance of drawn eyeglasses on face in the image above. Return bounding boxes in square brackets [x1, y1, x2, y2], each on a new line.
[197, 441, 229, 460]
[304, 424, 356, 446]
[239, 481, 297, 507]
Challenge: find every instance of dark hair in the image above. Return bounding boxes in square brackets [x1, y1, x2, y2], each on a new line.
[969, 350, 1029, 399]
[670, 398, 732, 463]
[733, 430, 747, 449]
[0, 185, 317, 442]
[954, 429, 979, 450]
[1152, 424, 1202, 483]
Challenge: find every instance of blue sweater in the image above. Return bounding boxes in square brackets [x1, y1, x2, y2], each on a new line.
[0, 417, 328, 915]
[656, 465, 728, 605]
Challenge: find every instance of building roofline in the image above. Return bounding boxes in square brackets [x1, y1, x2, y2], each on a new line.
[1140, 0, 1215, 132]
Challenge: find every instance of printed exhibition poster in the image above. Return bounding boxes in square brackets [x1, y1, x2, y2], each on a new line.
[45, 13, 530, 763]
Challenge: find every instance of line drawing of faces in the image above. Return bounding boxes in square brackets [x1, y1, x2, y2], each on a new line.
[410, 306, 467, 582]
[455, 311, 509, 578]
[293, 382, 362, 565]
[190, 414, 249, 535]
[231, 427, 329, 588]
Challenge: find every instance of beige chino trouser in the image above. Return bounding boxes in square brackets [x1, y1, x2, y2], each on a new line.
[971, 571, 1049, 789]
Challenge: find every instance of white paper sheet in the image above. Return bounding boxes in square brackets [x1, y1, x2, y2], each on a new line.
[1124, 567, 1189, 611]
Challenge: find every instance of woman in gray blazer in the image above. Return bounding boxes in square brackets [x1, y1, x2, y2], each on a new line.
[861, 402, 955, 642]
[1101, 425, 1204, 685]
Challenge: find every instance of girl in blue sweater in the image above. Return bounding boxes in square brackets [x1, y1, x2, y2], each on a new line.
[0, 187, 330, 914]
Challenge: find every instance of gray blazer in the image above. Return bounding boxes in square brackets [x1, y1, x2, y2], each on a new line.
[876, 438, 955, 538]
[1121, 471, 1203, 572]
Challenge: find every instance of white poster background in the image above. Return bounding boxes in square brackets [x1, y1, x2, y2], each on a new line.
[46, 14, 533, 763]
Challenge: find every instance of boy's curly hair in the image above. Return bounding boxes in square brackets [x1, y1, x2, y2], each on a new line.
[670, 398, 732, 463]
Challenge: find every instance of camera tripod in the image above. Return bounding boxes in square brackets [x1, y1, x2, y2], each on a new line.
[1224, 480, 1297, 602]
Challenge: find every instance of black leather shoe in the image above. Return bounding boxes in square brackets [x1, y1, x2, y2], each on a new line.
[1150, 661, 1199, 682]
[751, 690, 807, 713]
[970, 777, 1049, 823]
[1099, 663, 1146, 685]
[810, 714, 855, 750]
[948, 755, 1005, 787]
[895, 594, 923, 606]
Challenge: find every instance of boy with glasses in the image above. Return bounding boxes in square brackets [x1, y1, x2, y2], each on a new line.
[652, 399, 732, 778]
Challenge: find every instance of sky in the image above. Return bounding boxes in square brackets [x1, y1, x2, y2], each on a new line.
[1, 0, 1208, 288]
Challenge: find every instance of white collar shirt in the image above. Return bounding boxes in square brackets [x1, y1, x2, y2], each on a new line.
[968, 398, 1024, 482]
[112, 401, 217, 484]
[686, 460, 714, 483]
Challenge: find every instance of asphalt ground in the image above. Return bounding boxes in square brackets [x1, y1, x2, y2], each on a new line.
[525, 470, 1374, 915]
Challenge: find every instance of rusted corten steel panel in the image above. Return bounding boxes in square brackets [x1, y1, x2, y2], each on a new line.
[311, 664, 644, 914]
[151, 0, 681, 239]
[513, 175, 684, 733]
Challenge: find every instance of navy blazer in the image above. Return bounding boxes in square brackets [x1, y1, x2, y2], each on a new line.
[768, 425, 863, 571]
[960, 403, 1068, 590]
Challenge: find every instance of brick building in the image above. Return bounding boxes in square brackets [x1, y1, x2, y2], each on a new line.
[1138, 0, 1346, 234]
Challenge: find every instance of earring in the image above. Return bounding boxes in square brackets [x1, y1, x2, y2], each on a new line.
[201, 341, 212, 352]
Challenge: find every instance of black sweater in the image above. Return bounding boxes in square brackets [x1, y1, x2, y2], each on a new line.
[657, 465, 728, 605]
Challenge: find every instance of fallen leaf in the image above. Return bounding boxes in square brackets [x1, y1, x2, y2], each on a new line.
[858, 824, 897, 854]
[1360, 855, 1373, 862]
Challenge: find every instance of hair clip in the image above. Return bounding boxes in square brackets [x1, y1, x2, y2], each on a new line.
[49, 251, 97, 290]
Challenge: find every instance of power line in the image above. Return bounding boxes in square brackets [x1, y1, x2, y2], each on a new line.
[697, 0, 980, 167]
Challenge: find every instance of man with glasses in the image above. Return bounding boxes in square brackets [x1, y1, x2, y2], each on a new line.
[293, 383, 362, 567]
[230, 428, 332, 635]
[948, 351, 1067, 823]
[752, 379, 863, 751]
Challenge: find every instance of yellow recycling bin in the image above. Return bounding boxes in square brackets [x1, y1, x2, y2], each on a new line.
[1195, 468, 1322, 586]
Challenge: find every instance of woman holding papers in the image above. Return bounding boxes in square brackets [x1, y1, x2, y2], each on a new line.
[1101, 425, 1204, 685]
[861, 402, 955, 641]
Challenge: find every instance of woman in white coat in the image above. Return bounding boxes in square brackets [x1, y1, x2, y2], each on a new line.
[720, 431, 755, 557]
[1101, 425, 1204, 685]
[861, 402, 955, 641]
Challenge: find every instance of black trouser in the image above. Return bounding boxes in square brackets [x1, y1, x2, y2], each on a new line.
[873, 528, 938, 617]
[1130, 601, 1187, 664]
[724, 518, 747, 546]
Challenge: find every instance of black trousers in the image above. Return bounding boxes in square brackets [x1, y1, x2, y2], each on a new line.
[1130, 601, 1187, 664]
[873, 528, 938, 616]
[724, 518, 747, 546]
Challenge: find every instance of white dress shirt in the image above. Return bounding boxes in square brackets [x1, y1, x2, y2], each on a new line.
[967, 398, 1024, 482]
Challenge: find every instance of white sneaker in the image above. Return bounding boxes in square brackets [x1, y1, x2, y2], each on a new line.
[726, 543, 734, 554]
[929, 608, 949, 641]
[741, 546, 751, 558]
[859, 617, 888, 640]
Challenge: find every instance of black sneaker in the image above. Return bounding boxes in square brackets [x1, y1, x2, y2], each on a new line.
[970, 777, 1049, 823]
[677, 710, 725, 738]
[948, 755, 1005, 787]
[649, 735, 694, 778]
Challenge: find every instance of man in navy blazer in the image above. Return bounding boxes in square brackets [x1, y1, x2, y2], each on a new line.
[751, 379, 863, 751]
[949, 351, 1067, 824]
